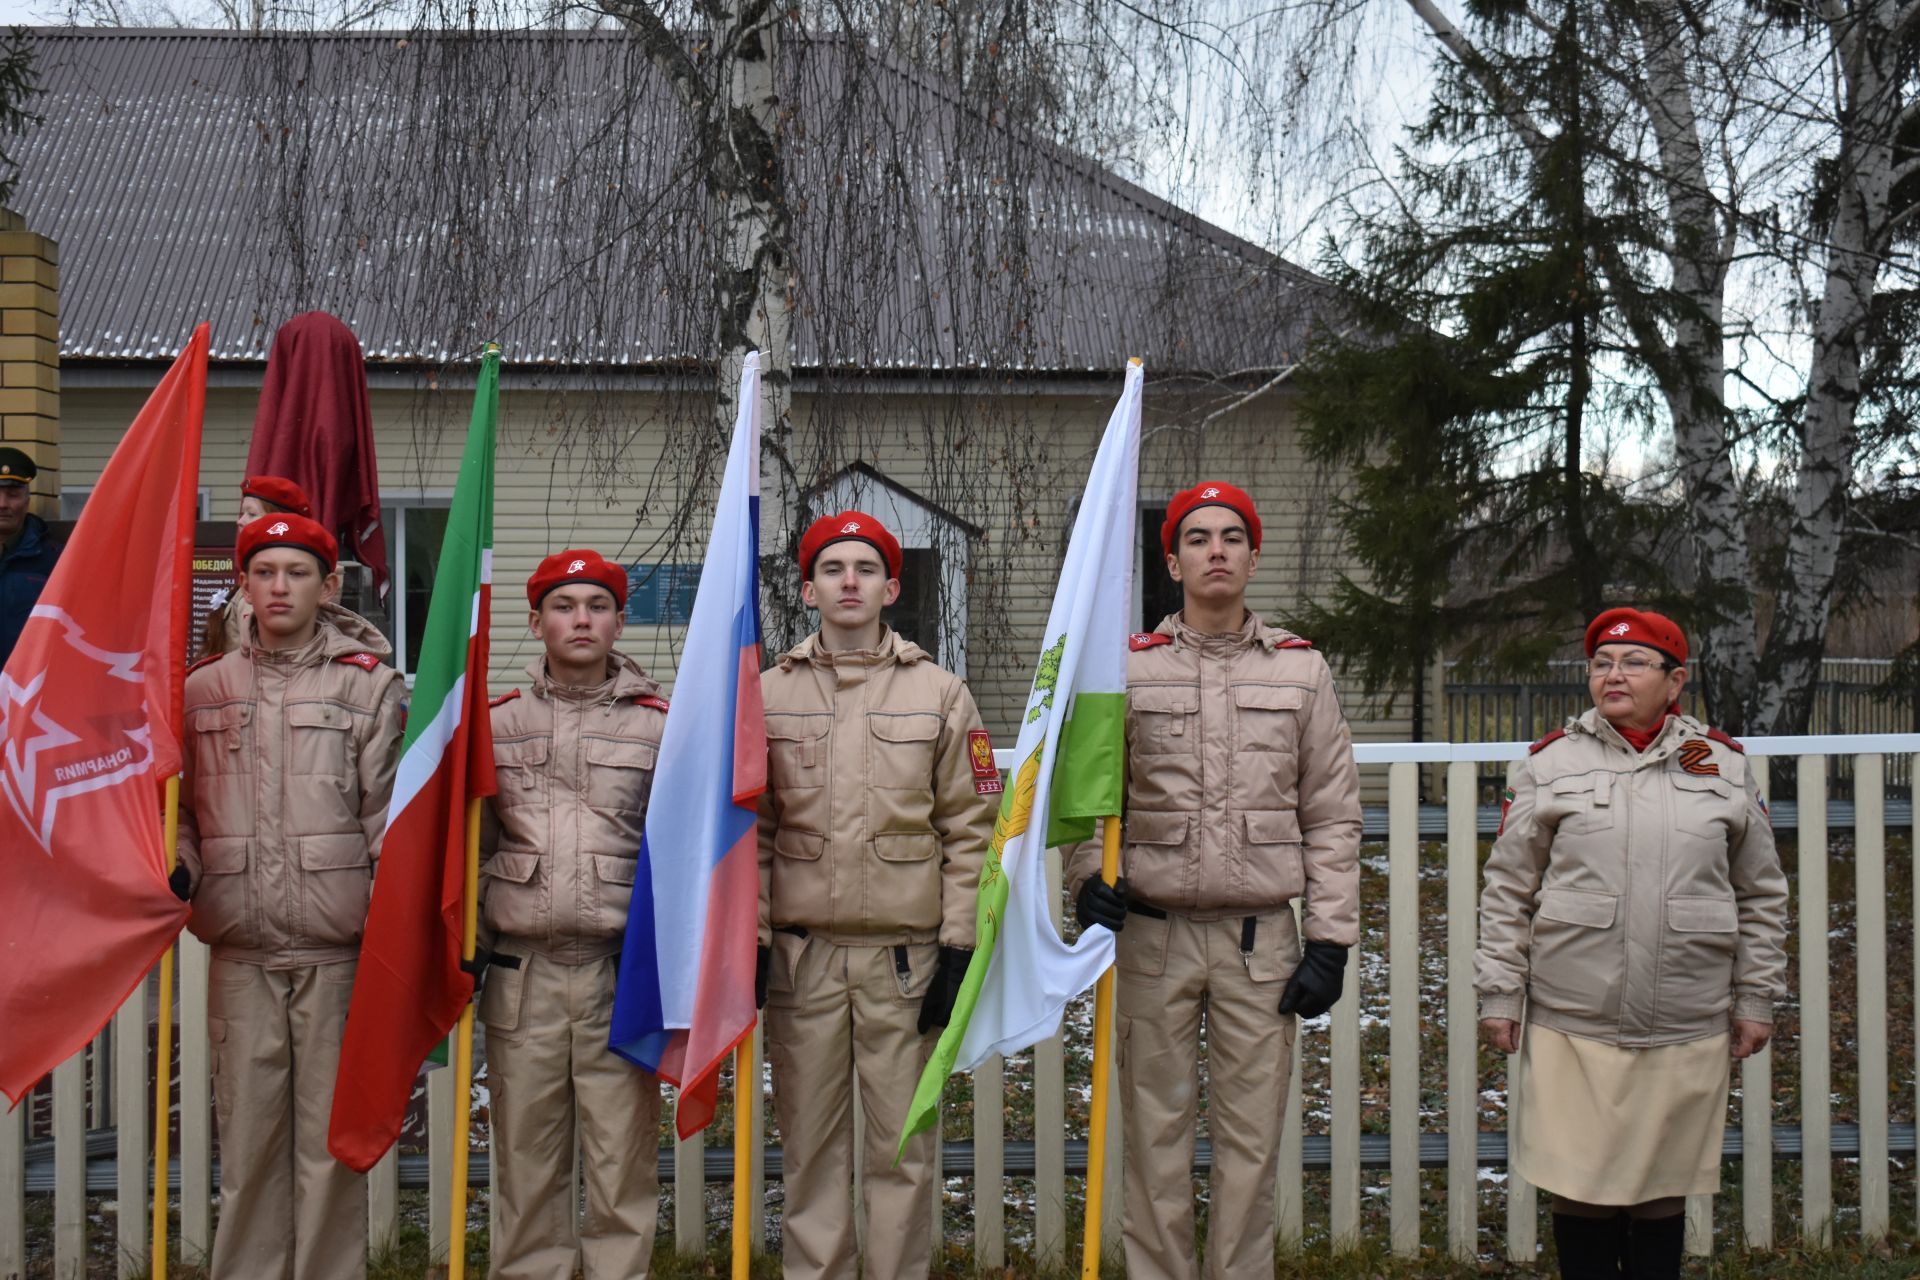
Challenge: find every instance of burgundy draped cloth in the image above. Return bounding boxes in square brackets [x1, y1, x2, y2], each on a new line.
[245, 312, 390, 598]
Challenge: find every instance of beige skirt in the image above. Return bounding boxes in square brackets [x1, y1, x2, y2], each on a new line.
[1512, 1024, 1730, 1204]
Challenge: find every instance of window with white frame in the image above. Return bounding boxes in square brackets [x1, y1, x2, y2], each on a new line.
[63, 486, 214, 521]
[378, 497, 452, 677]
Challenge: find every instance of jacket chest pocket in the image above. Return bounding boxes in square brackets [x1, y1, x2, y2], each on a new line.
[1670, 772, 1733, 844]
[287, 701, 358, 780]
[869, 711, 942, 792]
[1231, 683, 1305, 754]
[493, 737, 551, 809]
[1130, 685, 1200, 754]
[584, 735, 657, 814]
[766, 714, 830, 791]
[188, 702, 253, 775]
[1547, 772, 1615, 833]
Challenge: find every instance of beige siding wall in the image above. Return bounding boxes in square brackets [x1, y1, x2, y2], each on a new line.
[59, 379, 1412, 779]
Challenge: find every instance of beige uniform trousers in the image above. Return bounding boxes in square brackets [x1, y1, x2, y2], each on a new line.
[765, 936, 938, 1280]
[207, 957, 366, 1280]
[1116, 909, 1300, 1280]
[483, 950, 661, 1280]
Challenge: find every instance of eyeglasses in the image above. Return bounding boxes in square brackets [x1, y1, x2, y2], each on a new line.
[1587, 656, 1672, 678]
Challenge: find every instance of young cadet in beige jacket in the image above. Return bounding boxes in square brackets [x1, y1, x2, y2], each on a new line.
[757, 512, 998, 1280]
[174, 514, 406, 1280]
[476, 550, 668, 1280]
[1064, 481, 1362, 1280]
[1476, 608, 1787, 1280]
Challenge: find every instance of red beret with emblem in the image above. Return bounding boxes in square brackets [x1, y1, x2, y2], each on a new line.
[241, 475, 313, 517]
[798, 510, 903, 580]
[1584, 607, 1687, 665]
[528, 548, 628, 610]
[1161, 481, 1262, 556]
[238, 513, 338, 572]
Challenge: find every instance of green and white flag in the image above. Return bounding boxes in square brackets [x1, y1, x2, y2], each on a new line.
[902, 359, 1142, 1148]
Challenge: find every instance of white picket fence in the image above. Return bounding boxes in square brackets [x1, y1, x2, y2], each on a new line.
[3, 733, 1915, 1276]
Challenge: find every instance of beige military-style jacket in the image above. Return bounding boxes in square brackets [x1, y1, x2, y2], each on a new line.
[1475, 708, 1790, 1046]
[178, 604, 407, 967]
[1066, 611, 1363, 941]
[479, 654, 667, 965]
[757, 627, 997, 950]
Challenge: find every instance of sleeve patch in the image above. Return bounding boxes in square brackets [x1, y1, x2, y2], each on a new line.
[335, 653, 381, 672]
[488, 689, 521, 708]
[968, 729, 1003, 794]
[1128, 632, 1172, 651]
[1497, 786, 1515, 836]
[634, 695, 671, 712]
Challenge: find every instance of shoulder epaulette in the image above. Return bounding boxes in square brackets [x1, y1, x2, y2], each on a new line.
[335, 653, 381, 672]
[1528, 728, 1567, 755]
[1276, 637, 1313, 650]
[1129, 632, 1172, 651]
[186, 652, 223, 676]
[633, 694, 670, 711]
[1705, 727, 1745, 754]
[488, 689, 521, 708]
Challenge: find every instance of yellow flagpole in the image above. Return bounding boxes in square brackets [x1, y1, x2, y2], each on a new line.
[152, 775, 181, 1280]
[448, 796, 482, 1280]
[731, 1033, 754, 1278]
[1079, 815, 1123, 1279]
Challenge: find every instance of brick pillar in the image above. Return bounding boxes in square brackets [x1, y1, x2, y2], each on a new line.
[0, 208, 57, 519]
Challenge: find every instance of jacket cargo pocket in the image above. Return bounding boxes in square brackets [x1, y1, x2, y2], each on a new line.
[287, 700, 358, 780]
[590, 853, 639, 936]
[1527, 886, 1621, 1019]
[873, 832, 938, 862]
[869, 711, 942, 792]
[492, 736, 550, 806]
[774, 828, 825, 861]
[1122, 810, 1193, 911]
[188, 701, 252, 776]
[1130, 685, 1199, 753]
[766, 714, 830, 789]
[480, 849, 542, 940]
[871, 833, 942, 925]
[1548, 772, 1615, 834]
[769, 828, 830, 934]
[1232, 683, 1306, 752]
[1670, 772, 1734, 842]
[585, 736, 656, 814]
[1660, 894, 1739, 1019]
[478, 957, 528, 1041]
[298, 833, 372, 949]
[189, 837, 257, 950]
[1237, 810, 1305, 908]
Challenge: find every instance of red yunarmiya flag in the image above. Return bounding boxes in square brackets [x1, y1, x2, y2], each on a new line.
[0, 324, 208, 1106]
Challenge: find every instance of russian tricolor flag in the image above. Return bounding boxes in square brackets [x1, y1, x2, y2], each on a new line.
[611, 353, 767, 1138]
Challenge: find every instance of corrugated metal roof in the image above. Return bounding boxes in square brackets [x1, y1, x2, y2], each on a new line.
[11, 28, 1338, 373]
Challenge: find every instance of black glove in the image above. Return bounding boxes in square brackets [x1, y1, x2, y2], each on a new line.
[917, 945, 973, 1034]
[1074, 875, 1129, 932]
[756, 945, 771, 1009]
[168, 864, 192, 902]
[1277, 941, 1349, 1019]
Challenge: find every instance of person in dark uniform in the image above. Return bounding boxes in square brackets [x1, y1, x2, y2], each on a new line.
[0, 446, 61, 669]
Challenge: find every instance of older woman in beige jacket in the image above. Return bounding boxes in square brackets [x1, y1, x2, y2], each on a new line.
[1475, 608, 1788, 1280]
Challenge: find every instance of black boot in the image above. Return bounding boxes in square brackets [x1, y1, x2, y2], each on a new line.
[1552, 1212, 1624, 1279]
[1626, 1212, 1684, 1280]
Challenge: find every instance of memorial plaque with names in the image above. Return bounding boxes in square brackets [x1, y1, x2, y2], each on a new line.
[624, 563, 701, 626]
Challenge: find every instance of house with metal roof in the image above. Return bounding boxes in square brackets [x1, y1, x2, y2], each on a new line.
[6, 26, 1417, 748]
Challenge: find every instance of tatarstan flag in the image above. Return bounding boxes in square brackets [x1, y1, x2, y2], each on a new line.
[328, 346, 499, 1171]
[901, 359, 1142, 1149]
[0, 324, 207, 1105]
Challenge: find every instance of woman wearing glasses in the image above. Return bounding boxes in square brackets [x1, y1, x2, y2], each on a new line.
[1474, 609, 1788, 1280]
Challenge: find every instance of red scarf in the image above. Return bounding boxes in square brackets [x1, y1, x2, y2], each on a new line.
[1613, 703, 1682, 752]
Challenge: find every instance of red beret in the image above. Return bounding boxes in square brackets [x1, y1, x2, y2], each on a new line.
[1585, 608, 1687, 665]
[527, 549, 628, 610]
[241, 475, 313, 518]
[238, 513, 338, 573]
[798, 511, 903, 580]
[1161, 481, 1262, 556]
